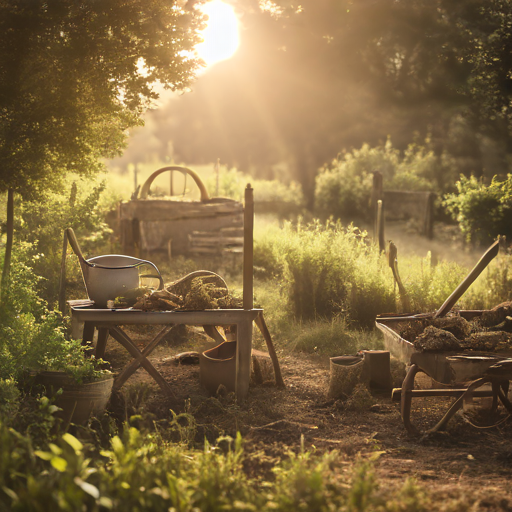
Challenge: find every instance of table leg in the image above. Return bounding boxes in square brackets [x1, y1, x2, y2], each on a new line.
[107, 326, 173, 396]
[235, 317, 253, 402]
[82, 322, 95, 348]
[95, 328, 109, 359]
[114, 325, 173, 390]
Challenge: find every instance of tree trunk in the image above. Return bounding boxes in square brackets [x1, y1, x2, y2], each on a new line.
[1, 188, 14, 298]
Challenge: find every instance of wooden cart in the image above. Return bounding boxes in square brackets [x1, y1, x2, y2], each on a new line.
[376, 313, 512, 435]
[377, 239, 512, 435]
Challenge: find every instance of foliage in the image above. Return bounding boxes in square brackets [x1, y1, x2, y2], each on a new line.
[157, 0, 512, 208]
[0, 0, 203, 198]
[290, 318, 382, 356]
[205, 166, 305, 207]
[0, 378, 20, 418]
[0, 254, 107, 384]
[0, 419, 471, 512]
[462, 250, 512, 310]
[254, 219, 471, 329]
[443, 174, 512, 245]
[13, 178, 116, 305]
[314, 140, 441, 223]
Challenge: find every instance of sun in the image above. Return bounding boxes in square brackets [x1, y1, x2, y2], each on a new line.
[196, 0, 239, 67]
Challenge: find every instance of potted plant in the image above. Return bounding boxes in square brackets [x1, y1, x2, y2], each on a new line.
[0, 257, 113, 425]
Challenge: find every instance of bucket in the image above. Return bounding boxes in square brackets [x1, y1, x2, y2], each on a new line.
[328, 355, 365, 398]
[199, 341, 237, 395]
[34, 371, 114, 425]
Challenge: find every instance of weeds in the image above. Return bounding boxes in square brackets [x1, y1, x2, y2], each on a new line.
[254, 218, 473, 331]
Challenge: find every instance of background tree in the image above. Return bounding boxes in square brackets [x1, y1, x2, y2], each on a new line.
[155, 0, 512, 207]
[0, 0, 204, 287]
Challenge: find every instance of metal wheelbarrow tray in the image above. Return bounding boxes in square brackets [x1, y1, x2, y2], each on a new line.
[376, 240, 512, 435]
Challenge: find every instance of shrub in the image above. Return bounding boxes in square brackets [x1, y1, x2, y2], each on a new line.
[443, 174, 512, 245]
[14, 178, 115, 306]
[314, 139, 441, 222]
[0, 254, 106, 384]
[254, 219, 473, 330]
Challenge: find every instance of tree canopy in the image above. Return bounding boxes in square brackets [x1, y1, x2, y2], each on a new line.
[154, 0, 512, 205]
[0, 0, 204, 198]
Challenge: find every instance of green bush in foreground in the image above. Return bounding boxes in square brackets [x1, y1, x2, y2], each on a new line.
[0, 419, 474, 512]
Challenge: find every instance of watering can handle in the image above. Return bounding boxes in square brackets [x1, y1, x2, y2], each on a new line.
[65, 228, 85, 262]
[135, 260, 165, 290]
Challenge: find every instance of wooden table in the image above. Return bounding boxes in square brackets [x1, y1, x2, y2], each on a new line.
[71, 306, 262, 401]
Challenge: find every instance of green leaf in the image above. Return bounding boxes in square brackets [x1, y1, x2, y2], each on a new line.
[49, 443, 62, 456]
[1, 486, 18, 502]
[74, 477, 100, 499]
[50, 456, 68, 472]
[34, 450, 53, 461]
[63, 433, 83, 454]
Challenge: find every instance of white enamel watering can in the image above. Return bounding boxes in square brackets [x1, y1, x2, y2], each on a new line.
[65, 228, 164, 308]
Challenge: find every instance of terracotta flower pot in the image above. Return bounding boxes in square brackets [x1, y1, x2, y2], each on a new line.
[199, 341, 237, 395]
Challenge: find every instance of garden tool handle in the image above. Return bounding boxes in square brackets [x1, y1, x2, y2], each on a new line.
[65, 228, 86, 262]
[434, 239, 500, 319]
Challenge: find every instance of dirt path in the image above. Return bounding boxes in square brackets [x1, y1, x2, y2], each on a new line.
[102, 329, 512, 509]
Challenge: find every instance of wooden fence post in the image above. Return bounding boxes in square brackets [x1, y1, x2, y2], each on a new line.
[377, 199, 385, 253]
[243, 184, 254, 310]
[424, 192, 435, 239]
[372, 171, 383, 243]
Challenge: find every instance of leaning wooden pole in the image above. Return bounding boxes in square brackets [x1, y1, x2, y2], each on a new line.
[1, 188, 14, 298]
[243, 184, 254, 310]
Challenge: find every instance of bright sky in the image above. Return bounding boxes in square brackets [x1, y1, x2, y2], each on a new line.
[196, 0, 240, 67]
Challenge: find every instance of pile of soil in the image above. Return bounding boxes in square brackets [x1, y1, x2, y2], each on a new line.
[397, 302, 512, 352]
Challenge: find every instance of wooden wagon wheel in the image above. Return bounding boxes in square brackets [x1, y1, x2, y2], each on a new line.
[399, 364, 512, 436]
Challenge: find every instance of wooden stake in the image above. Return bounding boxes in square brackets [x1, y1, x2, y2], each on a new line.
[243, 184, 254, 310]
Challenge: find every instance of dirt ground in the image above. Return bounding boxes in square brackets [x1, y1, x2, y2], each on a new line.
[98, 324, 512, 510]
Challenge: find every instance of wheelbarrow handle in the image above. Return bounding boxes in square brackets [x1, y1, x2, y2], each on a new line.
[434, 239, 500, 318]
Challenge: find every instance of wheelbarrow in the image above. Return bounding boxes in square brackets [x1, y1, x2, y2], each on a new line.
[376, 240, 512, 435]
[62, 227, 164, 308]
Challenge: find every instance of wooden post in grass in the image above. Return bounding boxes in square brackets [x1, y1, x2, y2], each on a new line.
[424, 192, 435, 239]
[388, 241, 411, 311]
[372, 171, 383, 243]
[377, 200, 385, 253]
[58, 230, 68, 314]
[243, 184, 254, 310]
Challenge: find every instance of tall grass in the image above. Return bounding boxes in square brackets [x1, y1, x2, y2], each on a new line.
[254, 218, 476, 331]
